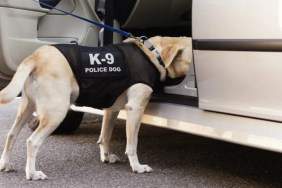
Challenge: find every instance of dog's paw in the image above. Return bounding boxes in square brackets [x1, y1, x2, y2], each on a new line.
[132, 164, 153, 173]
[101, 154, 120, 163]
[108, 154, 120, 163]
[26, 171, 48, 181]
[0, 161, 14, 172]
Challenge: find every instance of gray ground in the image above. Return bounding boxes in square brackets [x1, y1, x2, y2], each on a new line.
[0, 99, 282, 188]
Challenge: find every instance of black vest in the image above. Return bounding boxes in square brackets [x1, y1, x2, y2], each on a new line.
[53, 43, 160, 109]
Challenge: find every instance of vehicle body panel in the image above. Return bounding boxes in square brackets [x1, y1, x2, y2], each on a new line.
[193, 0, 282, 39]
[193, 0, 282, 122]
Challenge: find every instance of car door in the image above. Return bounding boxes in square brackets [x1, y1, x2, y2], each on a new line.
[0, 0, 100, 83]
[193, 0, 282, 121]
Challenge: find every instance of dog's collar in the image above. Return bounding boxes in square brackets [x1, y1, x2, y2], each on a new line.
[138, 37, 165, 68]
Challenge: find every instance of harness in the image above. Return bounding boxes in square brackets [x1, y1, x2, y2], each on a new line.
[53, 43, 160, 109]
[34, 0, 164, 109]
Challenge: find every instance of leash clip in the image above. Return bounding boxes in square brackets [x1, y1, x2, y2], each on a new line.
[135, 36, 148, 43]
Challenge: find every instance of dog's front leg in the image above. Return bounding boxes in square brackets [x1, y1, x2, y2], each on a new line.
[125, 84, 153, 173]
[125, 106, 153, 173]
[98, 110, 120, 163]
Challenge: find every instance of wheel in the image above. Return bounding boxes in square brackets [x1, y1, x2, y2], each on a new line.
[0, 76, 10, 90]
[28, 110, 84, 134]
[53, 110, 84, 134]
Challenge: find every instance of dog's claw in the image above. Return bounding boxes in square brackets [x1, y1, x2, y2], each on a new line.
[132, 164, 153, 173]
[0, 161, 14, 172]
[108, 154, 120, 163]
[26, 171, 48, 181]
[101, 154, 120, 163]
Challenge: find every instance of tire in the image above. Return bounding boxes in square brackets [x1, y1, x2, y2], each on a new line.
[0, 77, 10, 90]
[28, 110, 84, 134]
[53, 111, 84, 134]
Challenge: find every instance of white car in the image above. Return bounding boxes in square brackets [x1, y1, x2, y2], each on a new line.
[1, 0, 282, 153]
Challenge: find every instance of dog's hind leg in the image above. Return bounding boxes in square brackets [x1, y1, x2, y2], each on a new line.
[98, 110, 120, 163]
[125, 84, 153, 173]
[25, 101, 70, 180]
[0, 92, 35, 172]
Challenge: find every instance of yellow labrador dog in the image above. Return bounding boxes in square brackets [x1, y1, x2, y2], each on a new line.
[0, 36, 191, 180]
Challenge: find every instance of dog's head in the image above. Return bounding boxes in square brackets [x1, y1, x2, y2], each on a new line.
[149, 36, 192, 79]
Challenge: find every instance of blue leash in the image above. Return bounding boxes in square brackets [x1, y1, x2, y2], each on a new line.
[32, 0, 134, 38]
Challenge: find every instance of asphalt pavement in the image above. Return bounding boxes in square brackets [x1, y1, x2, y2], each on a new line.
[0, 98, 282, 188]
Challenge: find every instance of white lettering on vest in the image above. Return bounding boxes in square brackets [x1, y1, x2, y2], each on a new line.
[89, 53, 101, 65]
[85, 67, 107, 73]
[109, 67, 121, 72]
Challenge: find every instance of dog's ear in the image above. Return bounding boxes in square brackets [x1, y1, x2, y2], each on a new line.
[161, 44, 182, 68]
[163, 45, 192, 79]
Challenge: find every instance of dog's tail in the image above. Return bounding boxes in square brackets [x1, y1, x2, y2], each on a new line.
[0, 55, 35, 104]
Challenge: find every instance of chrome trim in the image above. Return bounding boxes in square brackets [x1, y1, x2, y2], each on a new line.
[193, 39, 282, 52]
